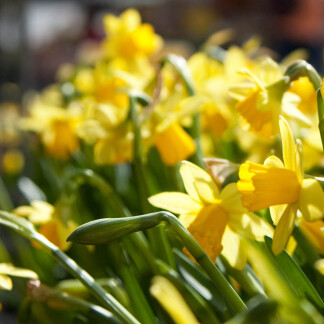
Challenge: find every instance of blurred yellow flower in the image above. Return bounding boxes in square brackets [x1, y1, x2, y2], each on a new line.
[103, 9, 162, 60]
[0, 263, 38, 291]
[288, 76, 317, 115]
[149, 161, 273, 269]
[238, 117, 324, 254]
[21, 98, 82, 160]
[298, 219, 324, 254]
[2, 149, 24, 175]
[14, 201, 76, 251]
[150, 276, 199, 324]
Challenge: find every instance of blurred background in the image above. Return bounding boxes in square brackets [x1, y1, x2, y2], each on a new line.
[1, 0, 324, 100]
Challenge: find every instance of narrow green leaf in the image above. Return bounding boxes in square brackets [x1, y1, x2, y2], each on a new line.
[264, 236, 324, 309]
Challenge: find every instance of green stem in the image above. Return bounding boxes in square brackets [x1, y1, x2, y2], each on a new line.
[0, 211, 139, 324]
[0, 176, 14, 211]
[284, 60, 321, 90]
[27, 279, 122, 323]
[111, 243, 157, 324]
[129, 93, 175, 269]
[316, 89, 324, 151]
[68, 212, 247, 314]
[162, 54, 205, 169]
[66, 169, 157, 274]
[219, 255, 265, 298]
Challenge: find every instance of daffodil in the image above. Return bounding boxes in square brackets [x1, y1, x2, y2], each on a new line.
[149, 161, 273, 269]
[237, 116, 324, 254]
[21, 94, 82, 160]
[14, 201, 76, 251]
[230, 59, 286, 139]
[103, 9, 162, 60]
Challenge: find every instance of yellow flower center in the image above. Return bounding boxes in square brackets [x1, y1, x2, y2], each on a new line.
[237, 161, 300, 211]
[187, 203, 228, 261]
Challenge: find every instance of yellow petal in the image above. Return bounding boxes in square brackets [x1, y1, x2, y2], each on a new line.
[228, 212, 273, 241]
[314, 259, 324, 275]
[180, 161, 219, 203]
[31, 201, 55, 215]
[264, 155, 284, 168]
[279, 116, 297, 172]
[148, 192, 201, 214]
[14, 206, 35, 217]
[272, 204, 296, 255]
[220, 183, 246, 214]
[0, 274, 12, 290]
[270, 204, 288, 225]
[221, 227, 247, 270]
[0, 263, 38, 279]
[150, 276, 199, 324]
[299, 178, 324, 221]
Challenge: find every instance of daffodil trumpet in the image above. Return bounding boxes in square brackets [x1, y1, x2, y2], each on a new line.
[161, 54, 205, 168]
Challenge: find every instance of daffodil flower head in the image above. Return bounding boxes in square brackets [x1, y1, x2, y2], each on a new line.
[20, 99, 82, 160]
[231, 59, 288, 139]
[149, 161, 273, 269]
[103, 9, 163, 60]
[14, 201, 76, 251]
[237, 116, 324, 254]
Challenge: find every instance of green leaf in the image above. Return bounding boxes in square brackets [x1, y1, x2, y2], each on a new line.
[174, 249, 230, 320]
[264, 236, 324, 309]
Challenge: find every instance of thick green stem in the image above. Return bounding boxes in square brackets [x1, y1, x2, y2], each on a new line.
[68, 212, 247, 314]
[129, 93, 175, 269]
[27, 279, 121, 323]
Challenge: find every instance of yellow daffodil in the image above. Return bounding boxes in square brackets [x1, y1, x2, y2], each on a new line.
[14, 201, 76, 251]
[149, 161, 273, 269]
[237, 116, 324, 254]
[103, 9, 162, 60]
[230, 59, 285, 139]
[21, 96, 82, 160]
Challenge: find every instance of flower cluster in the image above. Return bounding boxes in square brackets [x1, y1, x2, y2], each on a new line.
[1, 8, 324, 324]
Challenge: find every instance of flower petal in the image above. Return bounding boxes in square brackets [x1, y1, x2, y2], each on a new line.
[299, 179, 324, 222]
[180, 161, 219, 203]
[270, 204, 288, 225]
[272, 204, 296, 255]
[0, 274, 12, 290]
[148, 192, 201, 214]
[221, 227, 247, 270]
[220, 183, 246, 214]
[264, 155, 284, 168]
[0, 263, 38, 279]
[279, 116, 297, 172]
[228, 212, 273, 241]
